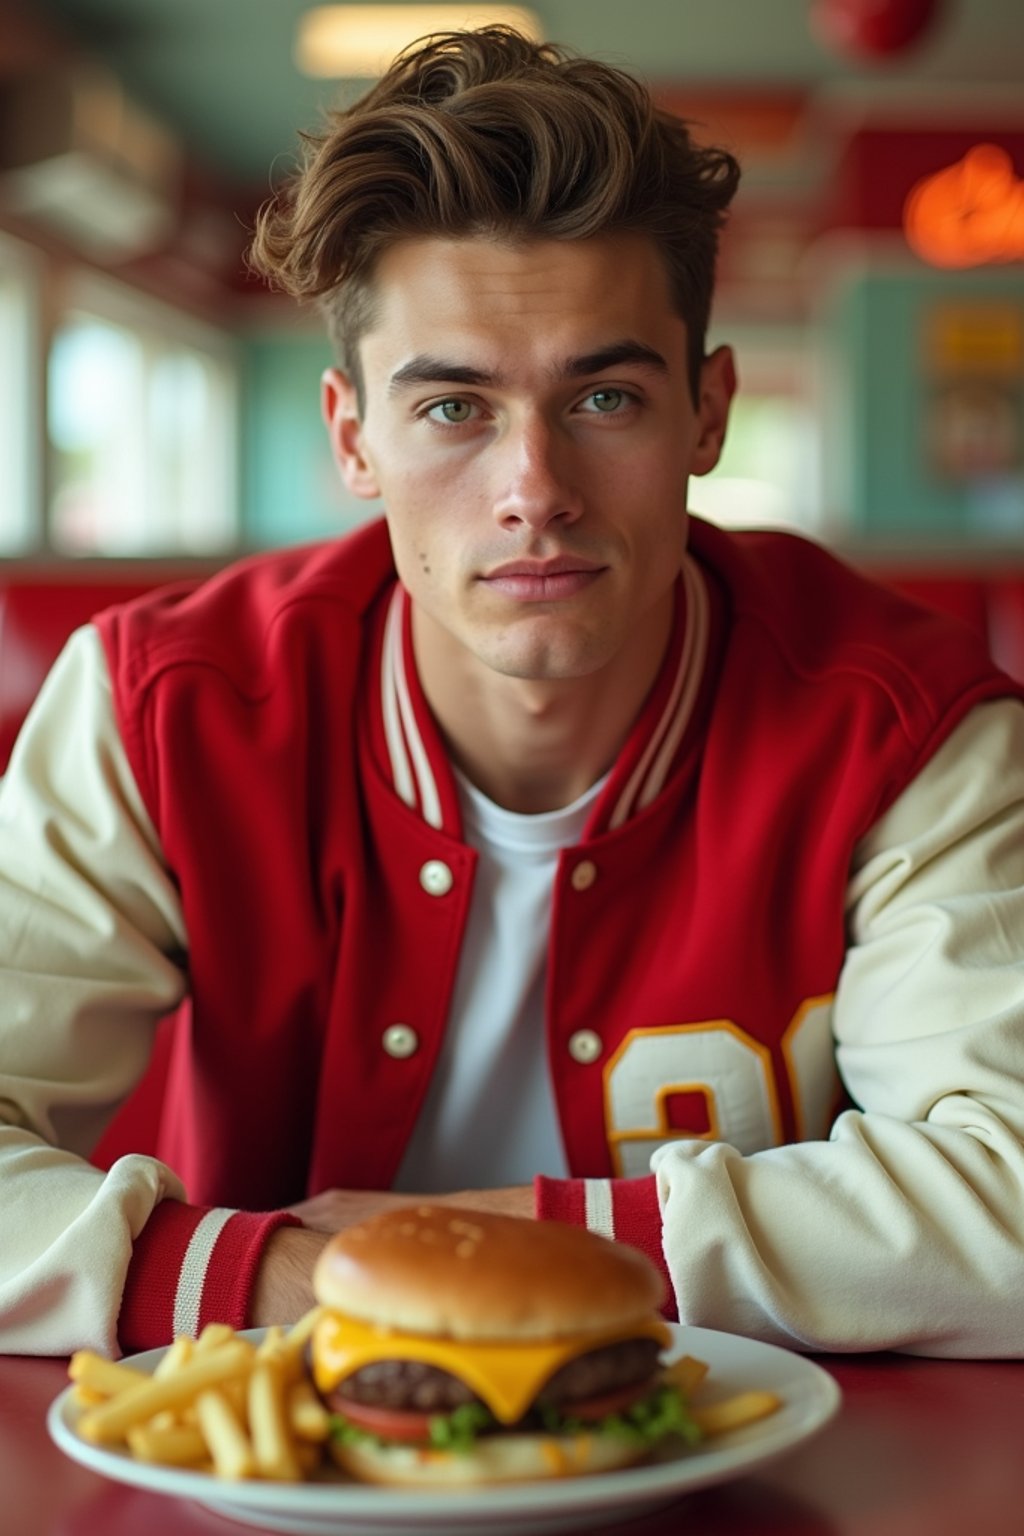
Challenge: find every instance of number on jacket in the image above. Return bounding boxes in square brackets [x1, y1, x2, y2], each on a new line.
[603, 998, 836, 1175]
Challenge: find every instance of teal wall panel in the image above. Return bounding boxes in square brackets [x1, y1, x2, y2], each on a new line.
[240, 329, 382, 549]
[826, 266, 1024, 543]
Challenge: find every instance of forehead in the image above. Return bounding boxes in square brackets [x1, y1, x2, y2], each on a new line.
[357, 232, 687, 374]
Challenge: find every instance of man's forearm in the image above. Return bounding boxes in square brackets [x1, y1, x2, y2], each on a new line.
[249, 1226, 332, 1327]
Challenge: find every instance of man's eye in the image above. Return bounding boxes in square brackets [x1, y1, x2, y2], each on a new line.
[428, 400, 474, 423]
[586, 389, 626, 413]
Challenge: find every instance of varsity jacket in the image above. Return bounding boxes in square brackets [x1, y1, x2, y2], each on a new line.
[3, 514, 1024, 1357]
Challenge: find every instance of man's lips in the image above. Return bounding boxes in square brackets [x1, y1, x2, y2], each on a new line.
[479, 557, 607, 602]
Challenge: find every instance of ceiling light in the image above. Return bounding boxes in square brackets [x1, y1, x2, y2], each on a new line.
[296, 5, 542, 78]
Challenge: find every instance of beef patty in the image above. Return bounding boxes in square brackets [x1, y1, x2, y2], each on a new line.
[328, 1337, 662, 1415]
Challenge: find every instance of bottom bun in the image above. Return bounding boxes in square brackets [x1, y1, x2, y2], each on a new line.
[329, 1431, 650, 1487]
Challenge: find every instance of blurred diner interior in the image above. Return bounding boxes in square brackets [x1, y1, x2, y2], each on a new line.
[1, 0, 1023, 748]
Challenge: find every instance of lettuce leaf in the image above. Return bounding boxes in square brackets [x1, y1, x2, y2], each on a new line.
[428, 1402, 496, 1451]
[330, 1386, 700, 1453]
[541, 1385, 702, 1448]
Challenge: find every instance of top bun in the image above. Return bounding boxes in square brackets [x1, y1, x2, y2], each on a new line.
[312, 1205, 665, 1342]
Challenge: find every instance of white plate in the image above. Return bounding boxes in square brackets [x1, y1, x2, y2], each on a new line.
[48, 1325, 840, 1536]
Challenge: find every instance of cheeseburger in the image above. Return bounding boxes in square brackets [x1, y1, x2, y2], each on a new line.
[309, 1204, 698, 1486]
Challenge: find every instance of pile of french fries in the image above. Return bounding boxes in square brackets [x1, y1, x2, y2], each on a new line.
[69, 1312, 329, 1481]
[66, 1317, 782, 1485]
[664, 1353, 782, 1438]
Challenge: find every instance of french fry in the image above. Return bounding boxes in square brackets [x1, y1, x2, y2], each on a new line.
[255, 1326, 298, 1383]
[78, 1340, 255, 1445]
[282, 1306, 324, 1357]
[691, 1389, 782, 1437]
[665, 1354, 710, 1400]
[286, 1378, 331, 1443]
[220, 1375, 249, 1421]
[248, 1359, 301, 1482]
[258, 1325, 286, 1355]
[258, 1310, 322, 1385]
[68, 1352, 149, 1398]
[127, 1420, 209, 1467]
[153, 1336, 194, 1379]
[195, 1388, 257, 1480]
[195, 1323, 236, 1354]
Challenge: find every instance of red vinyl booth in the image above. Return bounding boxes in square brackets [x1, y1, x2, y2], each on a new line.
[0, 565, 219, 1170]
[860, 567, 1024, 680]
[874, 573, 990, 636]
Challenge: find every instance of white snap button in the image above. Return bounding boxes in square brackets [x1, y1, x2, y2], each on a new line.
[571, 860, 597, 892]
[382, 1024, 419, 1059]
[568, 1029, 602, 1064]
[419, 860, 454, 896]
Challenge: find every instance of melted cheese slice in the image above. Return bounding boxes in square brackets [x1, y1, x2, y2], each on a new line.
[313, 1313, 671, 1425]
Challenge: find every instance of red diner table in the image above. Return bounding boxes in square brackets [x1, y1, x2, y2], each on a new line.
[3, 1349, 1023, 1536]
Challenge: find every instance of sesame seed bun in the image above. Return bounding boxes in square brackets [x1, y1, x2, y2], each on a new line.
[312, 1204, 665, 1341]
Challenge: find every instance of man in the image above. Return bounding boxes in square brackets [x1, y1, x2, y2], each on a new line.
[3, 27, 1024, 1360]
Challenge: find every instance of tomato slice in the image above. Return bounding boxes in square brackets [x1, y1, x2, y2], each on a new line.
[329, 1397, 435, 1443]
[330, 1380, 657, 1441]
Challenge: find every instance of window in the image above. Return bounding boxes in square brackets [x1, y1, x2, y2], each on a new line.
[47, 276, 239, 555]
[0, 235, 40, 555]
[690, 329, 823, 535]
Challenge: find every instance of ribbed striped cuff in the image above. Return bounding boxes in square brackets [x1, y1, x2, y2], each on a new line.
[534, 1174, 676, 1319]
[117, 1199, 300, 1354]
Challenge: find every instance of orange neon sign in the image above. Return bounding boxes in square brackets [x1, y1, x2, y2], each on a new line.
[903, 144, 1024, 268]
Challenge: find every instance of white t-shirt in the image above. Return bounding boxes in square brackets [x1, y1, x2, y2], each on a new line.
[393, 768, 608, 1191]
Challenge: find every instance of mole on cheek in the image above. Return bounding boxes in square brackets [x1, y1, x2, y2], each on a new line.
[418, 549, 431, 575]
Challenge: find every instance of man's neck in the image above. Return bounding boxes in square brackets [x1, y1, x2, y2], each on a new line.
[412, 596, 676, 816]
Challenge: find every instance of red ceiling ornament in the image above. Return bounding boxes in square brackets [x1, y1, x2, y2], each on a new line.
[810, 0, 944, 59]
[904, 144, 1024, 268]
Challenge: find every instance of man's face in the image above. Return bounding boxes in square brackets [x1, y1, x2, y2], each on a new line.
[323, 232, 734, 686]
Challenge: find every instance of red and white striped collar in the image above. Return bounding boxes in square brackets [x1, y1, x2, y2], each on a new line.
[380, 581, 446, 830]
[603, 552, 710, 831]
[378, 553, 711, 839]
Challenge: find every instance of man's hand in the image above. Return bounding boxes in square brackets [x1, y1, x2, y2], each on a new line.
[433, 1186, 534, 1218]
[250, 1186, 535, 1327]
[284, 1185, 535, 1234]
[283, 1189, 432, 1233]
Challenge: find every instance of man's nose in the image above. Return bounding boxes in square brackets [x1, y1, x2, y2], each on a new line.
[493, 416, 583, 531]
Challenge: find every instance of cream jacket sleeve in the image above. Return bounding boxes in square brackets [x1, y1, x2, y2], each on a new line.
[0, 626, 188, 1356]
[655, 697, 1024, 1356]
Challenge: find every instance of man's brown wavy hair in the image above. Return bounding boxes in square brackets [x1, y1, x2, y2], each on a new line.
[249, 26, 740, 409]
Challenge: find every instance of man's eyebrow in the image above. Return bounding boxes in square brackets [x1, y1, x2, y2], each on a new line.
[388, 357, 505, 393]
[563, 341, 669, 378]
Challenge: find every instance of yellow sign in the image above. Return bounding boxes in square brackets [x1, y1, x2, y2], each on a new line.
[926, 304, 1024, 377]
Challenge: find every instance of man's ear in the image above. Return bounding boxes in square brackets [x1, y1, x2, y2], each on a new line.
[321, 367, 381, 499]
[691, 345, 737, 477]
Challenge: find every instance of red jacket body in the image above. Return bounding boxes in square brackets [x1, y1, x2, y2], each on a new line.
[96, 516, 1019, 1341]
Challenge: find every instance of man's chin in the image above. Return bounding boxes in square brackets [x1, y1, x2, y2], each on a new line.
[472, 635, 614, 684]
